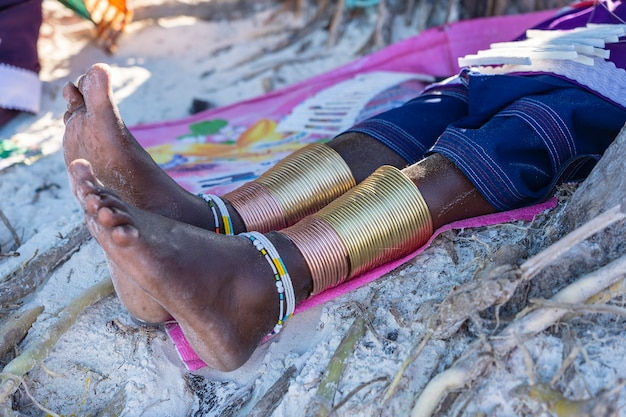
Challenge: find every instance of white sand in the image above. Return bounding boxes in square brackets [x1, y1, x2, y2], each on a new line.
[1, 1, 625, 416]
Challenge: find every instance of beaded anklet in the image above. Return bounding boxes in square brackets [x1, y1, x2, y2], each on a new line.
[241, 232, 295, 335]
[198, 194, 234, 235]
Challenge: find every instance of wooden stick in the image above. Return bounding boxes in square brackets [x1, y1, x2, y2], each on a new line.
[0, 223, 91, 307]
[374, 0, 391, 49]
[0, 305, 44, 357]
[528, 298, 626, 317]
[520, 205, 624, 281]
[331, 375, 388, 414]
[0, 209, 20, 249]
[246, 365, 297, 417]
[405, 0, 416, 25]
[327, 0, 345, 47]
[305, 314, 368, 417]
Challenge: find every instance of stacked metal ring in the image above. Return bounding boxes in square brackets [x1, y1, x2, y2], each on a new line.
[224, 143, 356, 232]
[282, 165, 433, 295]
[317, 165, 433, 279]
[280, 216, 350, 295]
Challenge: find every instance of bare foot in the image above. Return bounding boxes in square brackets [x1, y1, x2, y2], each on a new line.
[65, 160, 171, 323]
[62, 63, 215, 230]
[106, 261, 172, 324]
[69, 159, 289, 371]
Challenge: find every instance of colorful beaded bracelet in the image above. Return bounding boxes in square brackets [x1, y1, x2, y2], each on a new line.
[241, 232, 295, 335]
[198, 193, 234, 235]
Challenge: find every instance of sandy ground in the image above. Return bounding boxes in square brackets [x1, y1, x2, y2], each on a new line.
[1, 1, 626, 416]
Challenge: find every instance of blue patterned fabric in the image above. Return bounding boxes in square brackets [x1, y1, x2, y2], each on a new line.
[345, 73, 626, 211]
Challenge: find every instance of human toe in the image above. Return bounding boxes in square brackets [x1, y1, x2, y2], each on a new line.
[78, 64, 114, 110]
[69, 159, 97, 184]
[62, 81, 84, 113]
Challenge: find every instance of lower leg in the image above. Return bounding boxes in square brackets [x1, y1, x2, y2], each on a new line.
[403, 153, 496, 229]
[223, 132, 408, 232]
[327, 132, 408, 182]
[281, 153, 496, 294]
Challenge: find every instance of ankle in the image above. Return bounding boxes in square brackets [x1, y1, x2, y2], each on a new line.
[267, 231, 313, 303]
[193, 193, 247, 234]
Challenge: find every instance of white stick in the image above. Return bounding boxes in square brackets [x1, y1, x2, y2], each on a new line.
[520, 205, 624, 281]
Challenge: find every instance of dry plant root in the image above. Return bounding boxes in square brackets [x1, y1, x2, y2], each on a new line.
[247, 365, 297, 417]
[305, 313, 368, 417]
[0, 209, 20, 250]
[410, 251, 626, 417]
[519, 205, 624, 280]
[382, 205, 625, 408]
[0, 306, 44, 358]
[0, 373, 61, 417]
[0, 277, 114, 405]
[0, 223, 91, 307]
[510, 381, 625, 417]
[326, 0, 345, 47]
[383, 262, 522, 403]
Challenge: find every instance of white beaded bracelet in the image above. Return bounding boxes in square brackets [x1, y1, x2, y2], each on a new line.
[198, 193, 234, 235]
[241, 232, 295, 335]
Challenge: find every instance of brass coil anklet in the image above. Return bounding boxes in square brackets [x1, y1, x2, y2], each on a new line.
[283, 165, 434, 294]
[224, 143, 356, 232]
[280, 216, 350, 295]
[223, 182, 287, 232]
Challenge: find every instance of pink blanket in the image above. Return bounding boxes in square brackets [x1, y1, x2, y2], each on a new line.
[130, 10, 558, 371]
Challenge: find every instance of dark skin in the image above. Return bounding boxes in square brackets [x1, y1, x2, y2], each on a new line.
[64, 64, 496, 371]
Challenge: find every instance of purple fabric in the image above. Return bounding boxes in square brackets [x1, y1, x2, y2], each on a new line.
[0, 0, 42, 72]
